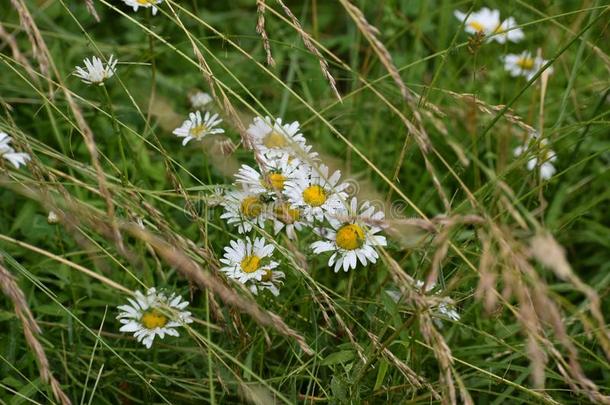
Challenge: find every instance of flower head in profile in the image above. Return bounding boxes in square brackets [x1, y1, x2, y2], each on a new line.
[0, 132, 30, 169]
[117, 288, 193, 349]
[220, 237, 279, 284]
[173, 111, 224, 146]
[514, 133, 557, 180]
[189, 91, 213, 109]
[311, 198, 387, 272]
[234, 154, 307, 196]
[248, 269, 285, 296]
[285, 164, 349, 222]
[219, 189, 268, 234]
[247, 116, 316, 161]
[454, 8, 524, 43]
[270, 202, 309, 239]
[122, 0, 163, 15]
[502, 51, 553, 81]
[73, 55, 117, 85]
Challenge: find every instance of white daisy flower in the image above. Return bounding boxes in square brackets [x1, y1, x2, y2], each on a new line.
[116, 287, 193, 349]
[0, 132, 30, 169]
[73, 55, 117, 86]
[220, 237, 279, 284]
[122, 0, 163, 15]
[234, 154, 306, 196]
[502, 51, 554, 81]
[514, 134, 557, 180]
[247, 116, 317, 160]
[173, 111, 224, 146]
[270, 202, 309, 239]
[310, 197, 387, 272]
[492, 17, 525, 44]
[454, 8, 524, 43]
[189, 91, 213, 109]
[386, 281, 460, 326]
[285, 164, 349, 222]
[219, 189, 268, 234]
[248, 269, 285, 296]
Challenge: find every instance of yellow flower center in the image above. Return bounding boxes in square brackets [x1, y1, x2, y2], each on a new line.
[240, 255, 261, 273]
[517, 57, 535, 70]
[190, 124, 208, 138]
[274, 203, 300, 224]
[140, 309, 168, 329]
[261, 173, 286, 191]
[240, 196, 263, 218]
[302, 185, 327, 207]
[336, 224, 366, 251]
[263, 131, 288, 148]
[261, 270, 273, 282]
[136, 0, 154, 4]
[468, 21, 484, 32]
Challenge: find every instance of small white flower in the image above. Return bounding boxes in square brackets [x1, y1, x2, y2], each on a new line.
[189, 91, 213, 109]
[73, 55, 117, 85]
[285, 164, 349, 222]
[386, 280, 460, 326]
[248, 269, 285, 296]
[116, 288, 193, 349]
[0, 132, 30, 169]
[310, 197, 387, 272]
[493, 17, 525, 43]
[270, 202, 309, 239]
[454, 8, 524, 43]
[173, 111, 224, 146]
[122, 0, 163, 15]
[234, 154, 307, 196]
[514, 135, 557, 180]
[47, 211, 60, 224]
[220, 237, 279, 284]
[219, 189, 268, 234]
[502, 51, 553, 81]
[247, 116, 317, 161]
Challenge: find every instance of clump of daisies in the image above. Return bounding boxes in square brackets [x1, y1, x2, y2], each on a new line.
[73, 55, 117, 86]
[117, 288, 193, 349]
[216, 114, 388, 297]
[0, 132, 30, 169]
[454, 8, 524, 43]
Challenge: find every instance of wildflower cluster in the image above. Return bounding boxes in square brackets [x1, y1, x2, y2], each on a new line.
[454, 8, 557, 179]
[218, 115, 387, 295]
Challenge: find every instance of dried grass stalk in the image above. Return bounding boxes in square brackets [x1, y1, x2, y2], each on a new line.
[0, 262, 71, 405]
[256, 0, 275, 66]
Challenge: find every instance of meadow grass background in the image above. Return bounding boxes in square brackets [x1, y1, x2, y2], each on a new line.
[1, 0, 609, 403]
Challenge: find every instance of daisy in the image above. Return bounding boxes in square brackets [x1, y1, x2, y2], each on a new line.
[122, 0, 163, 15]
[0, 132, 30, 169]
[73, 55, 117, 85]
[492, 17, 525, 44]
[247, 116, 316, 160]
[247, 269, 285, 296]
[189, 91, 213, 109]
[310, 197, 387, 272]
[502, 51, 554, 81]
[454, 8, 524, 43]
[514, 134, 557, 180]
[219, 189, 268, 234]
[117, 288, 193, 349]
[220, 237, 279, 284]
[285, 164, 349, 222]
[270, 202, 309, 239]
[234, 154, 306, 196]
[173, 111, 224, 146]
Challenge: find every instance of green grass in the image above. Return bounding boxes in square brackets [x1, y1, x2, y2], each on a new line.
[1, 0, 609, 403]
